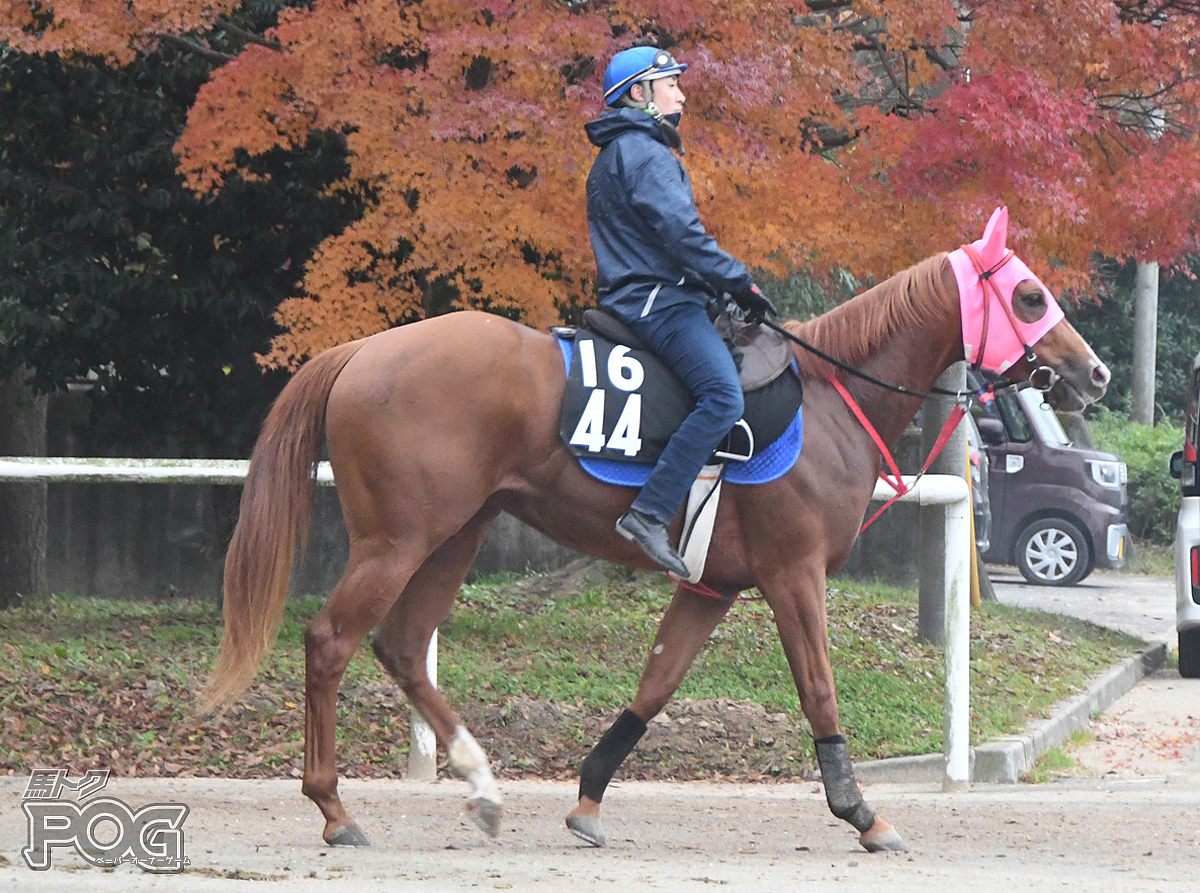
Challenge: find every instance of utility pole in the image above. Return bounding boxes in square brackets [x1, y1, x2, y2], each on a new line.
[1131, 260, 1159, 425]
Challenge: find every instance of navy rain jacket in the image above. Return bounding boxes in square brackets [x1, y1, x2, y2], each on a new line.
[584, 108, 752, 323]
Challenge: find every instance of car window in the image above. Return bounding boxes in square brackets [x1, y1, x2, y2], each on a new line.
[984, 388, 1033, 443]
[1017, 388, 1072, 446]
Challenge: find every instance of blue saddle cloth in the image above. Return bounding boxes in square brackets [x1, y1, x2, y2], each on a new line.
[557, 336, 802, 486]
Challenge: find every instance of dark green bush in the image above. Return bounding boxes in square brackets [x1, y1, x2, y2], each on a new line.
[1087, 408, 1183, 544]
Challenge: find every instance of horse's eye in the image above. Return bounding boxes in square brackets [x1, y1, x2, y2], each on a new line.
[1012, 283, 1048, 323]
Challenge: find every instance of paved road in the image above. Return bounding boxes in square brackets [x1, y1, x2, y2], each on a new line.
[987, 565, 1178, 649]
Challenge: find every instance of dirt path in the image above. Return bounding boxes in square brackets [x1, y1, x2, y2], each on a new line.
[1069, 668, 1200, 777]
[3, 768, 1198, 892]
[4, 667, 1195, 891]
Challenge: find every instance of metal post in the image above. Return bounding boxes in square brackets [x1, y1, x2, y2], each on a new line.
[872, 474, 971, 788]
[941, 484, 972, 791]
[918, 363, 968, 645]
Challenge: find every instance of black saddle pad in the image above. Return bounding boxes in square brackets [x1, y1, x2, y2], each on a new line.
[559, 327, 803, 465]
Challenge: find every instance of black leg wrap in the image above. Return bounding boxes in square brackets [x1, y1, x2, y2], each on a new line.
[815, 734, 876, 834]
[579, 709, 648, 804]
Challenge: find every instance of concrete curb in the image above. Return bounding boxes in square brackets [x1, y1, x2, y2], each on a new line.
[851, 640, 1170, 785]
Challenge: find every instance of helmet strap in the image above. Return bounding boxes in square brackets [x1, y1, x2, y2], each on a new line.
[644, 101, 684, 154]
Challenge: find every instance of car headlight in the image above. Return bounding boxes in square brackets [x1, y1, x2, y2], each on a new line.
[1088, 459, 1126, 489]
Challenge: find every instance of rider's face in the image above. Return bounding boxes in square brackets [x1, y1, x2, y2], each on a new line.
[632, 75, 685, 116]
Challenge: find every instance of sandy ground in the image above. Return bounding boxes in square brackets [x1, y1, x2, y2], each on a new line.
[2, 570, 1195, 891]
[1, 770, 1197, 892]
[2, 666, 1196, 893]
[1072, 668, 1200, 773]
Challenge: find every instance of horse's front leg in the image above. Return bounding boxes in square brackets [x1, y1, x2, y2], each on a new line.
[565, 584, 734, 847]
[764, 565, 910, 854]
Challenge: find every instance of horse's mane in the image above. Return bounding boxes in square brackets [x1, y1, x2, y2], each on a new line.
[784, 252, 953, 380]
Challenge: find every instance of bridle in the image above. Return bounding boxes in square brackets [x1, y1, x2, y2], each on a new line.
[960, 244, 1061, 394]
[755, 249, 1066, 531]
[760, 245, 1061, 400]
[682, 249, 1069, 597]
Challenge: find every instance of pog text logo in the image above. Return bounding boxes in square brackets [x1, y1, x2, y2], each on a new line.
[21, 768, 190, 873]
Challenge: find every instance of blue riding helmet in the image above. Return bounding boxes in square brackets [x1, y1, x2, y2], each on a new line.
[602, 46, 688, 106]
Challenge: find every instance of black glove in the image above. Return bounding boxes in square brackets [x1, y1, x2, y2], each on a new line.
[731, 285, 777, 322]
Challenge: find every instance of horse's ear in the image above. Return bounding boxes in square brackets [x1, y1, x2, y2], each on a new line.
[977, 206, 1009, 260]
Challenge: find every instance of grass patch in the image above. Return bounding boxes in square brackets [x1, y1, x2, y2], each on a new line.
[0, 565, 1143, 780]
[1119, 537, 1175, 577]
[1020, 730, 1094, 783]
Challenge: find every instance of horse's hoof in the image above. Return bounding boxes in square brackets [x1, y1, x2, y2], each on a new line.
[325, 822, 371, 847]
[859, 818, 909, 853]
[466, 796, 502, 838]
[565, 813, 606, 847]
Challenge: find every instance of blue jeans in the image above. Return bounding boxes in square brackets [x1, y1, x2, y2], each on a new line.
[624, 301, 743, 523]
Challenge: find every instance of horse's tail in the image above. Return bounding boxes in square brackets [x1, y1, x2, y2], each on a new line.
[198, 339, 366, 712]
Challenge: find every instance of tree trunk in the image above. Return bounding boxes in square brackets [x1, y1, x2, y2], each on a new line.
[0, 370, 48, 608]
[1131, 260, 1159, 425]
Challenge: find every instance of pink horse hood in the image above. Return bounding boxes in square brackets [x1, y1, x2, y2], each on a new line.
[948, 207, 1064, 373]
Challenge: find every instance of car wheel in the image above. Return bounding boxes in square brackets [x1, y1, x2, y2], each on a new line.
[1014, 518, 1091, 586]
[1180, 628, 1200, 679]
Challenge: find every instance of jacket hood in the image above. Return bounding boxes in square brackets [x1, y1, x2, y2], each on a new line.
[585, 107, 668, 149]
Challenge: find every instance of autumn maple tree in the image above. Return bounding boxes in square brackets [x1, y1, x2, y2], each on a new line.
[4, 0, 1200, 367]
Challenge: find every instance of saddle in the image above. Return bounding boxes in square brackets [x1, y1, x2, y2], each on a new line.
[556, 308, 804, 467]
[553, 308, 805, 583]
[581, 308, 794, 392]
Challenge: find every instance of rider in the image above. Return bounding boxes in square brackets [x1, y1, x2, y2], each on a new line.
[585, 45, 776, 577]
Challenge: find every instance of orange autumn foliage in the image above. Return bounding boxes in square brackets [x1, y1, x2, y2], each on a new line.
[0, 1, 240, 62]
[7, 0, 1200, 367]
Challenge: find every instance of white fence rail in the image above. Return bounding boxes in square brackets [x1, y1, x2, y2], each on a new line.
[1, 458, 969, 789]
[0, 456, 332, 485]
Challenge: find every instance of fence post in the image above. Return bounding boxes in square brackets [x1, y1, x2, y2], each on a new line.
[872, 474, 971, 787]
[940, 483, 972, 791]
[407, 633, 439, 781]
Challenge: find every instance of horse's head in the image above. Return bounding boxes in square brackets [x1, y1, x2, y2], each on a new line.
[949, 207, 1110, 411]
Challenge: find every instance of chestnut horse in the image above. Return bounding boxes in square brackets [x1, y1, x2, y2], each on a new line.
[201, 208, 1109, 854]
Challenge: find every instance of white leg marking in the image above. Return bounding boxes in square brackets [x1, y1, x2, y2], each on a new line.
[448, 726, 502, 804]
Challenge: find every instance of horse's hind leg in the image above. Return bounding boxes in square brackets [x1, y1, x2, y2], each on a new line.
[372, 508, 505, 837]
[566, 585, 734, 846]
[302, 539, 430, 847]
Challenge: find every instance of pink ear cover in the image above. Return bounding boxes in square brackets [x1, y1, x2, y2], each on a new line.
[948, 207, 1064, 372]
